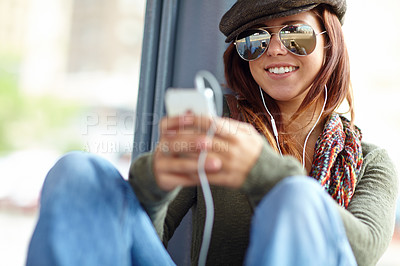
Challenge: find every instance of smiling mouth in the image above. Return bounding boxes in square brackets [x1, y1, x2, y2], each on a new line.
[267, 66, 299, 74]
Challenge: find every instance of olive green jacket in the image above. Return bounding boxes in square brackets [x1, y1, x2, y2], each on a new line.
[129, 138, 398, 266]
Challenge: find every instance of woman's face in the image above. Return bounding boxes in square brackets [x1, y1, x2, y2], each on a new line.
[248, 11, 325, 109]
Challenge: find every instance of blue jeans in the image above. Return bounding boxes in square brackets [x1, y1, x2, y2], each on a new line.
[244, 176, 356, 266]
[27, 152, 356, 266]
[26, 152, 175, 266]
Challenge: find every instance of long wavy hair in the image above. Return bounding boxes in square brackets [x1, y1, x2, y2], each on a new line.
[223, 5, 353, 161]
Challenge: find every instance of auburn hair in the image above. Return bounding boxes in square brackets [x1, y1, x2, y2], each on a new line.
[223, 5, 353, 161]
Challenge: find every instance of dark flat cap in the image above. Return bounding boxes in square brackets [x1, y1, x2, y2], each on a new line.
[220, 0, 346, 43]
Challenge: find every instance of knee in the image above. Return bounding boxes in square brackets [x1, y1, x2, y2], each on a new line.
[47, 151, 98, 181]
[42, 151, 121, 198]
[256, 176, 328, 217]
[268, 176, 323, 200]
[51, 151, 93, 172]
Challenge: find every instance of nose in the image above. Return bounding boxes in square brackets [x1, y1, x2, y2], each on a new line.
[266, 34, 287, 57]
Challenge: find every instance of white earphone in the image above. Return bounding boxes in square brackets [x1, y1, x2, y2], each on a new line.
[259, 85, 328, 168]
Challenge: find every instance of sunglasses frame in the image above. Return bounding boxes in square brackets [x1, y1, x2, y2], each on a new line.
[234, 24, 326, 61]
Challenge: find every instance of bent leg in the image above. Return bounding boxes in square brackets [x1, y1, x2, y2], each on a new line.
[26, 151, 175, 266]
[244, 176, 356, 266]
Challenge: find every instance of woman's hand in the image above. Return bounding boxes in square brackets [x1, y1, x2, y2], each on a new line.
[153, 114, 263, 191]
[205, 116, 264, 188]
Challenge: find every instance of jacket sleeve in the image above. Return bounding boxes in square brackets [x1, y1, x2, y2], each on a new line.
[239, 139, 307, 206]
[129, 152, 195, 241]
[241, 140, 398, 266]
[336, 145, 398, 266]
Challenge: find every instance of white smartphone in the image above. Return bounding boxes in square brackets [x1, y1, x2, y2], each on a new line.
[165, 88, 217, 117]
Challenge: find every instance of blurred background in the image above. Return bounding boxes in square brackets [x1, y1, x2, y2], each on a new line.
[0, 0, 398, 265]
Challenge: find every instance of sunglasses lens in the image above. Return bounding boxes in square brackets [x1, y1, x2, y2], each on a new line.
[279, 25, 316, 55]
[235, 29, 270, 61]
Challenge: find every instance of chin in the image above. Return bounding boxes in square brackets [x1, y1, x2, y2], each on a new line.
[264, 83, 309, 102]
[264, 88, 298, 100]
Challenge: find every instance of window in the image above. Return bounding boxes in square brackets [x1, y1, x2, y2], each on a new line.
[0, 1, 145, 265]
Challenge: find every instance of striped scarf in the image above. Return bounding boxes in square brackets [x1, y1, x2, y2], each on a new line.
[310, 113, 363, 208]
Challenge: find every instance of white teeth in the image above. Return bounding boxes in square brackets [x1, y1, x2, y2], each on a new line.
[267, 66, 297, 74]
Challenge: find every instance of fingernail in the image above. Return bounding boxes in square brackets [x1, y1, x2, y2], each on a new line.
[205, 158, 222, 171]
[181, 113, 194, 125]
[165, 129, 177, 137]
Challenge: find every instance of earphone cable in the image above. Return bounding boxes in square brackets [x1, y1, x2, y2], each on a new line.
[197, 123, 215, 266]
[194, 71, 222, 266]
[301, 85, 328, 168]
[259, 87, 283, 156]
[260, 85, 328, 166]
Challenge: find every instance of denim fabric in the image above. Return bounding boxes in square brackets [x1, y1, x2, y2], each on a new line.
[27, 153, 356, 266]
[26, 151, 175, 266]
[245, 176, 357, 266]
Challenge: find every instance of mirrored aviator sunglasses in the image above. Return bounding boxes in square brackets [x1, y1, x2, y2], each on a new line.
[234, 24, 325, 61]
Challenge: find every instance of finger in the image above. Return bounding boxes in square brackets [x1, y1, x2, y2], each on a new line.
[204, 135, 231, 155]
[161, 116, 246, 138]
[163, 115, 214, 134]
[213, 117, 258, 140]
[203, 152, 223, 173]
[161, 136, 212, 155]
[162, 127, 208, 141]
[155, 150, 222, 175]
[156, 173, 199, 191]
[160, 113, 204, 130]
[155, 156, 201, 175]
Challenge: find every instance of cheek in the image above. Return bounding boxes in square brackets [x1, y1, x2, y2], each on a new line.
[249, 62, 256, 76]
[249, 61, 262, 82]
[305, 47, 324, 76]
[314, 41, 326, 69]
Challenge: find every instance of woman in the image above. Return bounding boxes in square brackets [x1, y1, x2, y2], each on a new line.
[27, 0, 398, 266]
